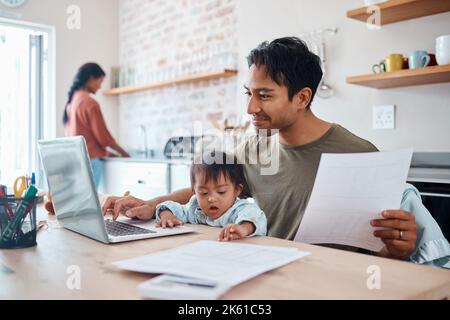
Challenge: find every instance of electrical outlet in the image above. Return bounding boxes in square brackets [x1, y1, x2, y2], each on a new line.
[373, 105, 395, 129]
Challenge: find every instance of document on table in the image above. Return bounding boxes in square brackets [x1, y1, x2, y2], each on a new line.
[294, 149, 413, 252]
[114, 240, 310, 299]
[137, 274, 232, 300]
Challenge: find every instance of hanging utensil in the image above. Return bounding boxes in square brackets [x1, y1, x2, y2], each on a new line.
[317, 40, 334, 99]
[300, 27, 337, 99]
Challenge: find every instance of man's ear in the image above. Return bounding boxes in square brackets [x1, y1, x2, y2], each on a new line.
[294, 87, 313, 110]
[235, 184, 244, 197]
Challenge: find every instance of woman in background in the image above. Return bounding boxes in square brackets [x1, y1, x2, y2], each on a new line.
[64, 63, 129, 189]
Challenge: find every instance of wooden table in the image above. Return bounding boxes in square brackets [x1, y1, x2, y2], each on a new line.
[0, 207, 449, 300]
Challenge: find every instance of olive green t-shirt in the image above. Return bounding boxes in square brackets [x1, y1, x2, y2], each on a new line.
[236, 124, 378, 241]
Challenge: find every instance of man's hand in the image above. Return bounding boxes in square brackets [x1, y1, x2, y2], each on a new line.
[102, 195, 157, 221]
[156, 210, 184, 228]
[219, 222, 255, 241]
[371, 210, 417, 260]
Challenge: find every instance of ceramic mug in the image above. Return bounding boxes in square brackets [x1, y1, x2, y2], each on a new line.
[402, 57, 409, 69]
[436, 35, 450, 65]
[372, 61, 386, 73]
[372, 54, 403, 73]
[428, 53, 438, 66]
[408, 50, 431, 69]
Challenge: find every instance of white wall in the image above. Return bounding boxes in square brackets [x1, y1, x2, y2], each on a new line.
[118, 0, 239, 152]
[237, 0, 450, 152]
[2, 0, 120, 139]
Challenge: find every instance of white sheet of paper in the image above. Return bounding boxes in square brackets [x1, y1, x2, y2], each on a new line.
[137, 274, 231, 300]
[114, 240, 309, 287]
[294, 149, 413, 252]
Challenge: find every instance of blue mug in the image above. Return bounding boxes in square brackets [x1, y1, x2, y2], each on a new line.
[408, 50, 431, 69]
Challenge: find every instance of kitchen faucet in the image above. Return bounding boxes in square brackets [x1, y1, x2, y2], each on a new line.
[138, 125, 149, 158]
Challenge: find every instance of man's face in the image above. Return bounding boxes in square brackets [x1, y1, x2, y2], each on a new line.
[245, 65, 298, 131]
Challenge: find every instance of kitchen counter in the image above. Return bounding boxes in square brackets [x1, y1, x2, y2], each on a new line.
[101, 156, 192, 198]
[408, 167, 450, 184]
[408, 152, 450, 184]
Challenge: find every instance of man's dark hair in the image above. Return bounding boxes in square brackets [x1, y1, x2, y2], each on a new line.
[247, 37, 323, 106]
[190, 150, 245, 189]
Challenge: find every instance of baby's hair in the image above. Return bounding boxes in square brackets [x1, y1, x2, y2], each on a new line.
[190, 150, 245, 189]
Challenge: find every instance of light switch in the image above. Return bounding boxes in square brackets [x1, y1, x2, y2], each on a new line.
[373, 105, 395, 129]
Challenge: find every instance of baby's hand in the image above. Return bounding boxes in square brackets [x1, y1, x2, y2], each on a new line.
[219, 222, 255, 241]
[156, 210, 184, 228]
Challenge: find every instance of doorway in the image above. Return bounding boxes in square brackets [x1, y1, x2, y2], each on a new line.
[0, 18, 54, 189]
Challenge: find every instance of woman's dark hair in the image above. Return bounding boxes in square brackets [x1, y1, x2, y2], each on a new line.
[246, 37, 323, 107]
[190, 150, 247, 192]
[63, 63, 105, 125]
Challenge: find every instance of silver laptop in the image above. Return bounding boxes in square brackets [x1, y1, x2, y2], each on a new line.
[38, 136, 193, 243]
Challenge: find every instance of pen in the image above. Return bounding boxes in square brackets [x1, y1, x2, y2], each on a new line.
[0, 186, 14, 220]
[0, 208, 9, 231]
[1, 185, 38, 242]
[159, 279, 217, 289]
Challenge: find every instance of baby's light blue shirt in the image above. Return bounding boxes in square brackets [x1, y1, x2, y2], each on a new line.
[156, 196, 267, 237]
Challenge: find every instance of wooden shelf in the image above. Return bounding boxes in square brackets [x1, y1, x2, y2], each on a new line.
[103, 69, 238, 96]
[347, 0, 450, 25]
[347, 64, 450, 89]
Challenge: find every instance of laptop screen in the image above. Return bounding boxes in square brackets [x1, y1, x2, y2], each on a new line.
[38, 136, 109, 243]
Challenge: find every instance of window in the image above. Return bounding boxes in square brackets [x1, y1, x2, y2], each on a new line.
[0, 19, 54, 189]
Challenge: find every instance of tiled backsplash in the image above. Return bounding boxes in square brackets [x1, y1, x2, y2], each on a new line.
[118, 0, 239, 151]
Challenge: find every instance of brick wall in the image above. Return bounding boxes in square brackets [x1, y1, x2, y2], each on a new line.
[118, 0, 239, 152]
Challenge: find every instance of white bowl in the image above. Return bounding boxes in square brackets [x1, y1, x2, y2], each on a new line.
[436, 35, 450, 44]
[436, 54, 450, 65]
[436, 47, 450, 65]
[437, 43, 450, 49]
[364, 0, 386, 6]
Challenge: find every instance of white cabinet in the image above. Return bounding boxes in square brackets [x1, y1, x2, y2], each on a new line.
[102, 161, 169, 199]
[169, 164, 191, 193]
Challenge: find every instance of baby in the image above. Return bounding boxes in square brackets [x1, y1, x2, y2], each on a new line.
[155, 151, 267, 241]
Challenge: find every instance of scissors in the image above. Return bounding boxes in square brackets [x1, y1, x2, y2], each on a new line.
[13, 176, 28, 198]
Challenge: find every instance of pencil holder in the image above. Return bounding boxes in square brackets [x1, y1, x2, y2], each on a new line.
[0, 196, 38, 249]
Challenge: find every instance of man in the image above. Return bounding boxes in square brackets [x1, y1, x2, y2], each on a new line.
[103, 37, 419, 260]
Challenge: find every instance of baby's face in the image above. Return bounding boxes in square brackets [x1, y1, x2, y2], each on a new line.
[194, 173, 242, 219]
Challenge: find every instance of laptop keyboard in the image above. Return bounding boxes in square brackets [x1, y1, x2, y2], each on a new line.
[105, 219, 156, 237]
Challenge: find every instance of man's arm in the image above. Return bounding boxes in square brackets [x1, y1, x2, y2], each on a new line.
[148, 188, 194, 208]
[102, 188, 194, 221]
